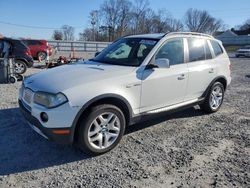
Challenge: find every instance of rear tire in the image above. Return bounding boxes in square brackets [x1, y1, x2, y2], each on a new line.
[200, 82, 225, 113]
[37, 52, 47, 61]
[77, 104, 126, 155]
[14, 60, 27, 74]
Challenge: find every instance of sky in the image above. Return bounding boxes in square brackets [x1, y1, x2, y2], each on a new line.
[0, 0, 250, 40]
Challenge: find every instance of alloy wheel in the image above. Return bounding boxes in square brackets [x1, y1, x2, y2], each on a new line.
[15, 62, 25, 74]
[209, 86, 223, 110]
[87, 112, 121, 150]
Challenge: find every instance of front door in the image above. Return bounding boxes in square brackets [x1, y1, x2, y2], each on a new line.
[140, 38, 188, 113]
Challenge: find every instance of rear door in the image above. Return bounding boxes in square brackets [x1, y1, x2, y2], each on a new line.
[185, 37, 216, 101]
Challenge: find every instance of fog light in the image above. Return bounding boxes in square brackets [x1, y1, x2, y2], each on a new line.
[40, 112, 48, 122]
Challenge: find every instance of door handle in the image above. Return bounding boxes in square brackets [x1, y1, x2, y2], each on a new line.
[178, 74, 185, 80]
[126, 83, 141, 88]
[209, 68, 214, 73]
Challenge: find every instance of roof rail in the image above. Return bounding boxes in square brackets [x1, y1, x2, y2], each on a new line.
[165, 32, 214, 39]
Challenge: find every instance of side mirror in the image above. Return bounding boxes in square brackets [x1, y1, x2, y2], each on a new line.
[95, 52, 100, 57]
[145, 64, 158, 70]
[155, 58, 170, 68]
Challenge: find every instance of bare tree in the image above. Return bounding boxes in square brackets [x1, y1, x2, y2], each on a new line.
[166, 18, 184, 32]
[144, 9, 183, 33]
[130, 0, 150, 34]
[184, 8, 223, 34]
[240, 18, 250, 30]
[100, 0, 120, 41]
[116, 0, 132, 36]
[80, 3, 226, 41]
[61, 25, 75, 41]
[79, 28, 93, 41]
[52, 30, 63, 40]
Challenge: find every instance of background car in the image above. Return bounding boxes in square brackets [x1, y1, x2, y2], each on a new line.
[0, 38, 34, 74]
[22, 39, 52, 61]
[235, 45, 250, 57]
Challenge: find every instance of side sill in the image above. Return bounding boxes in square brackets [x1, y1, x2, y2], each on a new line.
[129, 98, 204, 125]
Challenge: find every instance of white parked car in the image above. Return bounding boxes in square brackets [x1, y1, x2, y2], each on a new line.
[19, 32, 231, 155]
[235, 45, 250, 57]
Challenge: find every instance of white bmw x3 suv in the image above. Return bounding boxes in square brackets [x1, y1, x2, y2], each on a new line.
[19, 32, 231, 155]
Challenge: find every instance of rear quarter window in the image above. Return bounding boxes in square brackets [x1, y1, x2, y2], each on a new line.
[211, 40, 223, 56]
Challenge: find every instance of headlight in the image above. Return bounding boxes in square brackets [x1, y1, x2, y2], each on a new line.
[34, 92, 68, 108]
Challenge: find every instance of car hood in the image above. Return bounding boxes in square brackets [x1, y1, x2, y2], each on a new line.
[24, 61, 136, 93]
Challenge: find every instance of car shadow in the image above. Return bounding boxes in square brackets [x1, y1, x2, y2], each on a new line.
[0, 106, 205, 175]
[0, 108, 90, 175]
[32, 64, 47, 69]
[125, 106, 206, 135]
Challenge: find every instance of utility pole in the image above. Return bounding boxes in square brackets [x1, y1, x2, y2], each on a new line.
[90, 10, 98, 41]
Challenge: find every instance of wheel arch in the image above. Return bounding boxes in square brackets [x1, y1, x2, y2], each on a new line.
[14, 58, 29, 66]
[71, 94, 133, 142]
[36, 51, 47, 59]
[202, 76, 227, 99]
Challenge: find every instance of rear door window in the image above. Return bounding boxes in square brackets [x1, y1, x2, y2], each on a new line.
[187, 38, 206, 62]
[211, 40, 223, 56]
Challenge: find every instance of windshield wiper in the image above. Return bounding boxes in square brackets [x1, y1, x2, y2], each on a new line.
[89, 59, 108, 64]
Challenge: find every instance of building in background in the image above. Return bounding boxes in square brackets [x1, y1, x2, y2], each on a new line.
[216, 30, 250, 46]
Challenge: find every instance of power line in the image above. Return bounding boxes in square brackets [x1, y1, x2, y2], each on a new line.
[0, 21, 85, 30]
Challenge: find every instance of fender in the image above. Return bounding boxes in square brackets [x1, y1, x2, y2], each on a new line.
[70, 94, 134, 141]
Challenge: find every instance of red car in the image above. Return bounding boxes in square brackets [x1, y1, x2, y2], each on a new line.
[22, 39, 52, 61]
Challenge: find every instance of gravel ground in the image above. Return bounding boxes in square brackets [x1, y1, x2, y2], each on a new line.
[0, 57, 249, 188]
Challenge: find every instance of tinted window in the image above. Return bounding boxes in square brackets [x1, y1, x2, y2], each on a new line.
[156, 38, 184, 66]
[23, 40, 41, 45]
[188, 38, 206, 62]
[211, 40, 223, 56]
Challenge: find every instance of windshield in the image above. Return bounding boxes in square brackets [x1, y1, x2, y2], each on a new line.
[92, 38, 158, 66]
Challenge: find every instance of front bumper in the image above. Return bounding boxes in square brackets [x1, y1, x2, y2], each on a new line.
[19, 100, 74, 144]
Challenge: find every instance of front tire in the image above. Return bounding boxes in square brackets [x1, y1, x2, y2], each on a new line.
[200, 82, 225, 113]
[77, 104, 126, 155]
[14, 60, 27, 74]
